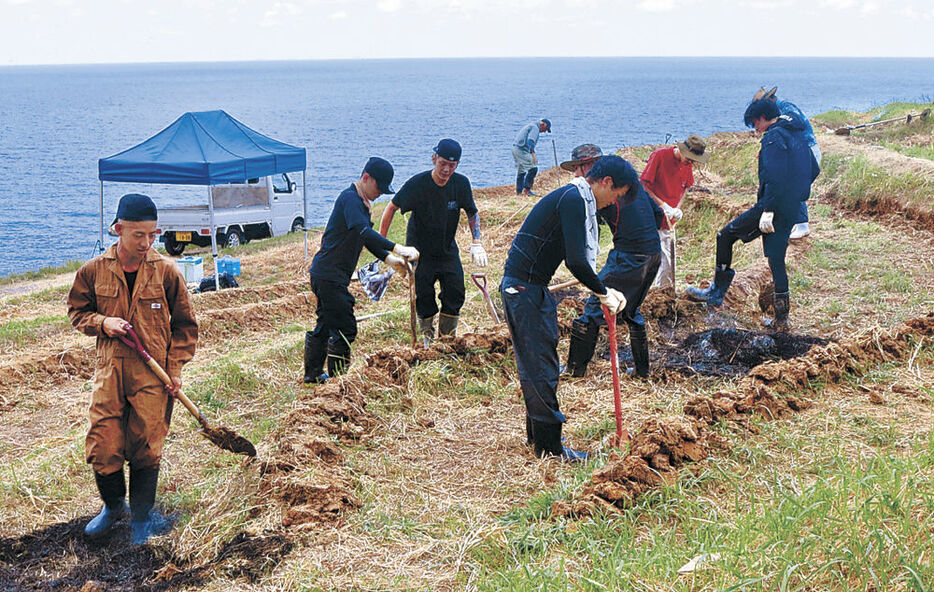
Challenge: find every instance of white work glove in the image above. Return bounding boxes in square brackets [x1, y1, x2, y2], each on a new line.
[597, 288, 627, 316]
[662, 202, 683, 223]
[392, 244, 420, 262]
[470, 243, 488, 267]
[759, 211, 775, 234]
[384, 253, 407, 277]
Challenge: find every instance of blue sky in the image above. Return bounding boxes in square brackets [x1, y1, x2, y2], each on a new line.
[1, 0, 932, 65]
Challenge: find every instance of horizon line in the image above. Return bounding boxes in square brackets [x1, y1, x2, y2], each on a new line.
[3, 55, 934, 68]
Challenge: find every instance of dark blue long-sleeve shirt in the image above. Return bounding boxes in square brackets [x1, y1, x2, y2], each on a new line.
[757, 113, 821, 219]
[503, 184, 606, 294]
[599, 185, 662, 256]
[309, 184, 395, 286]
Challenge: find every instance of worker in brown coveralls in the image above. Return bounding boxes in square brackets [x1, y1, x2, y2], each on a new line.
[68, 193, 198, 545]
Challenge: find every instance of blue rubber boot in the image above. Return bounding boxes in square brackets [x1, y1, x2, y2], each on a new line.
[532, 420, 588, 463]
[84, 469, 127, 539]
[129, 466, 162, 546]
[686, 267, 735, 307]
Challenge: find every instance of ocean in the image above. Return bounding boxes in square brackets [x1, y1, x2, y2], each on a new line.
[1, 57, 933, 277]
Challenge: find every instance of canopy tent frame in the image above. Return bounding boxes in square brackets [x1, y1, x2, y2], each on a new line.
[97, 110, 308, 290]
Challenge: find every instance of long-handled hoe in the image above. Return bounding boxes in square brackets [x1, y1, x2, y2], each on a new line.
[117, 325, 257, 457]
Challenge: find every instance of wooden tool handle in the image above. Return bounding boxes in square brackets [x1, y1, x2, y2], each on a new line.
[145, 358, 209, 429]
[548, 279, 580, 292]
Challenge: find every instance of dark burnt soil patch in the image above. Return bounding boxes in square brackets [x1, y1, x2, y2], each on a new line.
[662, 328, 830, 377]
[0, 518, 291, 591]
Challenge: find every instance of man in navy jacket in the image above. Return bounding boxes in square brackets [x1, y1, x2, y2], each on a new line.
[686, 99, 820, 329]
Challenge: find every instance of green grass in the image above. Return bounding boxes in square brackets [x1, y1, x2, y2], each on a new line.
[0, 315, 70, 346]
[0, 259, 83, 285]
[708, 141, 760, 190]
[820, 153, 934, 211]
[882, 141, 934, 161]
[469, 423, 934, 591]
[812, 109, 860, 129]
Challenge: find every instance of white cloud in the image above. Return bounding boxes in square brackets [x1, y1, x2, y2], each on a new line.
[378, 0, 401, 12]
[261, 1, 302, 27]
[638, 0, 674, 11]
[4, 0, 34, 5]
[746, 0, 793, 8]
[820, 0, 855, 8]
[330, 9, 347, 18]
[859, 1, 878, 15]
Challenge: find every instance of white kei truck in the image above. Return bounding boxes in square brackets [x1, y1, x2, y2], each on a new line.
[156, 173, 305, 256]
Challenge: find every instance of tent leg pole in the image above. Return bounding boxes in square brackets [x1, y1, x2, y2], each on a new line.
[99, 181, 105, 255]
[302, 170, 308, 265]
[208, 187, 220, 292]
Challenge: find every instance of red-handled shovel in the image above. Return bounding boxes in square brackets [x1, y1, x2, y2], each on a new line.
[116, 325, 256, 457]
[602, 305, 631, 447]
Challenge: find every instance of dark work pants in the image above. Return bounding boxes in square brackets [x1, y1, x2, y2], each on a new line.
[578, 250, 661, 336]
[309, 276, 356, 356]
[414, 254, 465, 318]
[501, 277, 566, 425]
[715, 204, 792, 293]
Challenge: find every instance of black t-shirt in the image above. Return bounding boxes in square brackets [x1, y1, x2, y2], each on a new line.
[503, 184, 605, 294]
[124, 269, 138, 305]
[391, 171, 477, 258]
[309, 185, 395, 286]
[598, 186, 663, 255]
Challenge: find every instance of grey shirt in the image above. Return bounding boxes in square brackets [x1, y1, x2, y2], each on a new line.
[513, 122, 540, 152]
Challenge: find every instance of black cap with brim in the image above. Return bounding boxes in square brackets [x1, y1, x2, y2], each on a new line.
[363, 156, 395, 194]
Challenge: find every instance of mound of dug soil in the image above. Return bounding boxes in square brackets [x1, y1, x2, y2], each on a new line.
[367, 326, 513, 385]
[0, 347, 94, 391]
[262, 377, 376, 527]
[553, 416, 716, 517]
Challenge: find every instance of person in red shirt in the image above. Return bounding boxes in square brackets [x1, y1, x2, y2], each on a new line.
[640, 134, 710, 288]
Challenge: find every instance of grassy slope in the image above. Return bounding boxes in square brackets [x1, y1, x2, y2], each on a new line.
[0, 103, 933, 591]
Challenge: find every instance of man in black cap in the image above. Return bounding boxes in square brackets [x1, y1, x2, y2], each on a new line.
[379, 139, 487, 340]
[305, 157, 419, 383]
[564, 157, 663, 379]
[512, 118, 551, 196]
[501, 155, 630, 462]
[68, 193, 198, 545]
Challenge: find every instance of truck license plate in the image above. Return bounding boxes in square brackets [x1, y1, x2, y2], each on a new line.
[175, 231, 192, 242]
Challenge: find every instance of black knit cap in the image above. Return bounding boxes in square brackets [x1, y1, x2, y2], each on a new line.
[112, 193, 157, 227]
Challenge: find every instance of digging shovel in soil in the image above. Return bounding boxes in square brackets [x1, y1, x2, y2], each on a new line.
[603, 305, 631, 447]
[471, 273, 501, 323]
[116, 325, 257, 457]
[406, 261, 418, 347]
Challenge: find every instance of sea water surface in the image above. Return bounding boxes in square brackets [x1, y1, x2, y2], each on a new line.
[1, 57, 933, 277]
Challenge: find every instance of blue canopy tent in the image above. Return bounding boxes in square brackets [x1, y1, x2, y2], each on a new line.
[98, 110, 309, 288]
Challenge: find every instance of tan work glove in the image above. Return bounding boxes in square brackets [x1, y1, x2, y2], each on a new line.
[384, 253, 408, 277]
[597, 288, 627, 315]
[759, 211, 775, 233]
[392, 244, 420, 262]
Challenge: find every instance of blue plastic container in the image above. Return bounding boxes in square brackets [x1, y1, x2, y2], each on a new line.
[216, 257, 241, 276]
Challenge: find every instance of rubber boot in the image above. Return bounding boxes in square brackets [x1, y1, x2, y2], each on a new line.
[523, 167, 538, 196]
[516, 173, 524, 195]
[564, 318, 598, 378]
[418, 315, 436, 345]
[129, 466, 162, 546]
[768, 291, 790, 331]
[303, 331, 328, 384]
[84, 469, 127, 539]
[685, 267, 735, 307]
[532, 420, 588, 463]
[525, 415, 534, 447]
[438, 313, 459, 337]
[629, 324, 650, 378]
[326, 342, 351, 377]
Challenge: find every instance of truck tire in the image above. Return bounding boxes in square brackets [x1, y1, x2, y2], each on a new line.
[222, 228, 244, 248]
[291, 218, 304, 233]
[164, 233, 185, 256]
